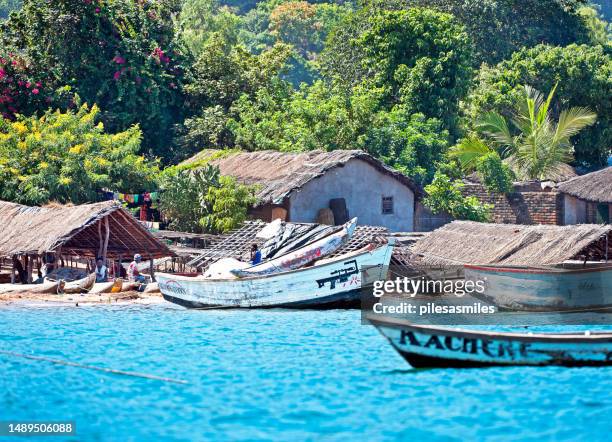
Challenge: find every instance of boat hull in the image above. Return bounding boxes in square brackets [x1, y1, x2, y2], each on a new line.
[465, 265, 612, 311]
[368, 316, 612, 368]
[158, 242, 394, 309]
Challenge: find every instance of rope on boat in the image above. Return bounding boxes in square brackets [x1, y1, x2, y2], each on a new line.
[0, 350, 189, 385]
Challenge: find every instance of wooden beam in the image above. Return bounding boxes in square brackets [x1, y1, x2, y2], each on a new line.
[102, 216, 110, 262]
[26, 255, 33, 284]
[97, 219, 103, 258]
[10, 255, 15, 284]
[149, 255, 155, 282]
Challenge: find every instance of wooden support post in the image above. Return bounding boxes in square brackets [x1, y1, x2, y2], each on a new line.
[97, 219, 103, 259]
[10, 255, 15, 284]
[149, 255, 155, 282]
[102, 217, 110, 262]
[26, 255, 33, 284]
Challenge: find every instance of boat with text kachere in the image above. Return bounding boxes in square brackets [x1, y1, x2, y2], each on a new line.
[464, 264, 612, 311]
[368, 315, 612, 368]
[157, 239, 394, 309]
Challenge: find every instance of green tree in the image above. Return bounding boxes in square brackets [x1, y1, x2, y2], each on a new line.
[229, 81, 449, 184]
[159, 163, 257, 233]
[362, 0, 595, 66]
[475, 152, 514, 194]
[321, 7, 473, 136]
[454, 85, 596, 181]
[423, 172, 492, 222]
[464, 44, 610, 168]
[0, 103, 158, 205]
[0, 0, 20, 19]
[179, 0, 243, 56]
[1, 0, 188, 160]
[202, 175, 258, 233]
[159, 165, 220, 232]
[179, 37, 292, 157]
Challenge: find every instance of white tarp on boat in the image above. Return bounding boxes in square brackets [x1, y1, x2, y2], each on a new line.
[230, 218, 358, 278]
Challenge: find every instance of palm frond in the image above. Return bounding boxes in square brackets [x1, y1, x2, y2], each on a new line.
[538, 83, 558, 126]
[449, 137, 494, 172]
[475, 112, 514, 149]
[553, 107, 597, 143]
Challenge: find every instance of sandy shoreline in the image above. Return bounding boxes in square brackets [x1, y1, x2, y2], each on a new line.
[0, 291, 168, 306]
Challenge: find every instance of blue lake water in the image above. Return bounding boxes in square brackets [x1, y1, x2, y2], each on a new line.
[0, 304, 611, 441]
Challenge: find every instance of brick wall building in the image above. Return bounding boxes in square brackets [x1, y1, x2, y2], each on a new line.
[462, 181, 565, 225]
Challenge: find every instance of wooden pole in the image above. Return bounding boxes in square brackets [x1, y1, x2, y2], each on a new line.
[97, 219, 103, 258]
[102, 217, 110, 262]
[26, 255, 33, 284]
[149, 255, 155, 282]
[10, 255, 15, 284]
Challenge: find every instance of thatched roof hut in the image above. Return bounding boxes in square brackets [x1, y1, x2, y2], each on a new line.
[557, 167, 612, 203]
[0, 200, 172, 259]
[181, 149, 422, 206]
[411, 221, 611, 266]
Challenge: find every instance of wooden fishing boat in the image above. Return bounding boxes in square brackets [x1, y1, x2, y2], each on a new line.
[158, 240, 395, 309]
[61, 273, 96, 294]
[464, 264, 612, 311]
[0, 280, 65, 294]
[230, 218, 357, 277]
[90, 279, 123, 294]
[367, 315, 612, 368]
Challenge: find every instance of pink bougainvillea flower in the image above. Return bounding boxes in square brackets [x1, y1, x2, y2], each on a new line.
[17, 80, 24, 87]
[32, 88, 39, 95]
[25, 81, 31, 88]
[113, 71, 121, 80]
[113, 56, 126, 64]
[36, 81, 42, 87]
[95, 7, 101, 13]
[0, 68, 5, 79]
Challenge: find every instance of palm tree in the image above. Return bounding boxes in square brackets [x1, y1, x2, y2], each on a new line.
[451, 84, 597, 181]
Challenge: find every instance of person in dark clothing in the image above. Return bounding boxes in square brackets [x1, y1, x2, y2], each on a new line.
[250, 244, 262, 265]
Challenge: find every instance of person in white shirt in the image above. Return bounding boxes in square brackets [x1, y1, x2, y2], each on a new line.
[95, 257, 108, 283]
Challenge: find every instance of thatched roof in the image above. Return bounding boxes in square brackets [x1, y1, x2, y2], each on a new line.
[0, 200, 173, 259]
[182, 149, 422, 205]
[412, 221, 611, 266]
[557, 167, 612, 203]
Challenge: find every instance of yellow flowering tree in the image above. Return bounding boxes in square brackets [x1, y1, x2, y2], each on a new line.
[0, 102, 159, 205]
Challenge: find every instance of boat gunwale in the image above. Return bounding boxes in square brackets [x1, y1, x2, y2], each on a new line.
[464, 263, 612, 275]
[157, 240, 394, 283]
[366, 315, 612, 342]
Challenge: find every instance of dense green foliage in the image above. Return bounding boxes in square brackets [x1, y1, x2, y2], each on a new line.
[159, 163, 257, 233]
[464, 44, 611, 169]
[178, 36, 291, 159]
[423, 172, 492, 222]
[360, 0, 595, 66]
[475, 152, 515, 194]
[0, 103, 158, 205]
[0, 0, 610, 219]
[1, 0, 188, 159]
[229, 7, 469, 182]
[0, 0, 20, 19]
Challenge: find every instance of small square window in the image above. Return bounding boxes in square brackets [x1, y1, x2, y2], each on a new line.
[382, 196, 394, 215]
